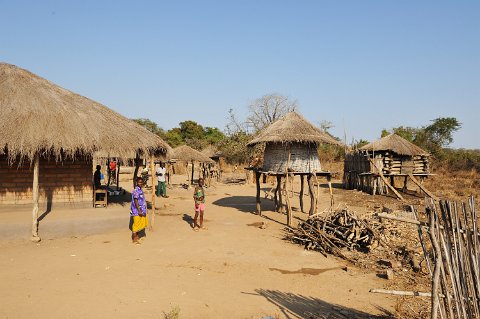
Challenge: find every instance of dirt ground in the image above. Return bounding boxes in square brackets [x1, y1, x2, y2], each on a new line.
[0, 172, 420, 319]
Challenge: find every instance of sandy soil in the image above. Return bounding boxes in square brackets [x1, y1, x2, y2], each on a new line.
[0, 174, 397, 319]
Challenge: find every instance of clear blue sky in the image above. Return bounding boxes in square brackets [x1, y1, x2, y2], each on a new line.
[1, 1, 479, 148]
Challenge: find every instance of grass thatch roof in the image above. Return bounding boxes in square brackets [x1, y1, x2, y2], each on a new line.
[201, 145, 222, 158]
[172, 145, 214, 163]
[247, 112, 342, 146]
[0, 63, 170, 161]
[360, 133, 429, 156]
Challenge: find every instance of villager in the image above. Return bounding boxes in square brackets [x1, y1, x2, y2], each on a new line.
[93, 165, 102, 189]
[193, 178, 206, 231]
[109, 160, 117, 183]
[156, 162, 168, 197]
[129, 177, 148, 244]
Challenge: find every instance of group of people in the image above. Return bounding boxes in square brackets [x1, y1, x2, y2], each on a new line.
[129, 165, 207, 244]
[93, 161, 117, 189]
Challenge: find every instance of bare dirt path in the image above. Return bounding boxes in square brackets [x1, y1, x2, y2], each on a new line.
[0, 176, 396, 318]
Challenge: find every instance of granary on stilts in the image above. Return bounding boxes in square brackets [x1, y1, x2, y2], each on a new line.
[343, 133, 432, 199]
[247, 112, 342, 226]
[171, 145, 214, 185]
[0, 63, 169, 241]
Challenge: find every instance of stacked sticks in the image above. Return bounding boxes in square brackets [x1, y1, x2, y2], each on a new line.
[286, 209, 377, 259]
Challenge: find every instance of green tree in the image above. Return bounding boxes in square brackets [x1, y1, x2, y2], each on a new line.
[179, 120, 205, 140]
[132, 118, 165, 137]
[381, 129, 389, 138]
[204, 127, 225, 144]
[164, 128, 183, 147]
[415, 117, 461, 155]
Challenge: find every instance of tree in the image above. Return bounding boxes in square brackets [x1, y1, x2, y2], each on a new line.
[415, 117, 461, 155]
[247, 93, 297, 132]
[204, 127, 225, 144]
[179, 120, 205, 140]
[225, 108, 247, 136]
[164, 128, 183, 147]
[132, 118, 165, 137]
[319, 120, 334, 133]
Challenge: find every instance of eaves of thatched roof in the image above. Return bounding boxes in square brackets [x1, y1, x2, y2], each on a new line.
[172, 145, 214, 163]
[247, 112, 342, 147]
[0, 63, 170, 161]
[360, 133, 429, 156]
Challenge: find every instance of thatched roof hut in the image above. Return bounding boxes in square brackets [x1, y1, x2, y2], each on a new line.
[247, 112, 341, 147]
[247, 111, 341, 223]
[247, 112, 341, 174]
[0, 63, 169, 241]
[344, 133, 431, 197]
[172, 145, 214, 163]
[0, 63, 169, 161]
[359, 133, 428, 156]
[171, 145, 214, 185]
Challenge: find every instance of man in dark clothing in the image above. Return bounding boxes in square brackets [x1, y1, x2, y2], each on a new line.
[94, 165, 102, 189]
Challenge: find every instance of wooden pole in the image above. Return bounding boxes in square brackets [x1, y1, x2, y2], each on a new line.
[149, 157, 156, 230]
[408, 173, 438, 200]
[327, 175, 334, 208]
[133, 153, 140, 189]
[285, 152, 293, 226]
[107, 157, 111, 186]
[191, 161, 195, 185]
[255, 171, 261, 216]
[31, 153, 41, 242]
[276, 175, 283, 213]
[116, 161, 120, 191]
[369, 159, 405, 201]
[299, 175, 305, 213]
[308, 174, 315, 216]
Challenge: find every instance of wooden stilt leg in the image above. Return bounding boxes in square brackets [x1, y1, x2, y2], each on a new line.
[255, 171, 261, 216]
[308, 174, 315, 216]
[299, 175, 305, 213]
[285, 173, 292, 227]
[277, 175, 283, 213]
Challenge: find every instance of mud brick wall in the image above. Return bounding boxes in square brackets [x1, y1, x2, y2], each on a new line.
[0, 156, 93, 204]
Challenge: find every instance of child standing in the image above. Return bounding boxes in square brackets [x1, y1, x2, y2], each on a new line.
[193, 178, 206, 231]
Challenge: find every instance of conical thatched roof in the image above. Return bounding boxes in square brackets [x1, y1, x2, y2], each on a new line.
[172, 145, 214, 163]
[201, 144, 222, 158]
[360, 133, 429, 156]
[0, 63, 170, 161]
[247, 112, 341, 146]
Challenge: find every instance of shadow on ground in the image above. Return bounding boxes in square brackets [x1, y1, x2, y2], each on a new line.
[251, 289, 393, 319]
[212, 196, 275, 213]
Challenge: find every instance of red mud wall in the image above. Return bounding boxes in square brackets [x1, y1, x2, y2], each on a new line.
[0, 156, 93, 205]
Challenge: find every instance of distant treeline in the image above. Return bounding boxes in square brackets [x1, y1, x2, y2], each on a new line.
[132, 93, 478, 173]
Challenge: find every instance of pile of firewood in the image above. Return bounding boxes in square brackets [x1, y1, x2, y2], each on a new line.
[286, 209, 377, 259]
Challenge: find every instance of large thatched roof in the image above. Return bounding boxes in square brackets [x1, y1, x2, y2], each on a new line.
[172, 145, 214, 163]
[360, 133, 429, 156]
[247, 112, 341, 146]
[0, 63, 170, 161]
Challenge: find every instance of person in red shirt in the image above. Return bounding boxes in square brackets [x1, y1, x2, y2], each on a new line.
[109, 161, 117, 183]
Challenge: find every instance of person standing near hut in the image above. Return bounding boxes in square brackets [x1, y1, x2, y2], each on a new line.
[192, 178, 206, 231]
[109, 160, 117, 183]
[129, 177, 148, 244]
[156, 162, 168, 198]
[93, 165, 102, 189]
